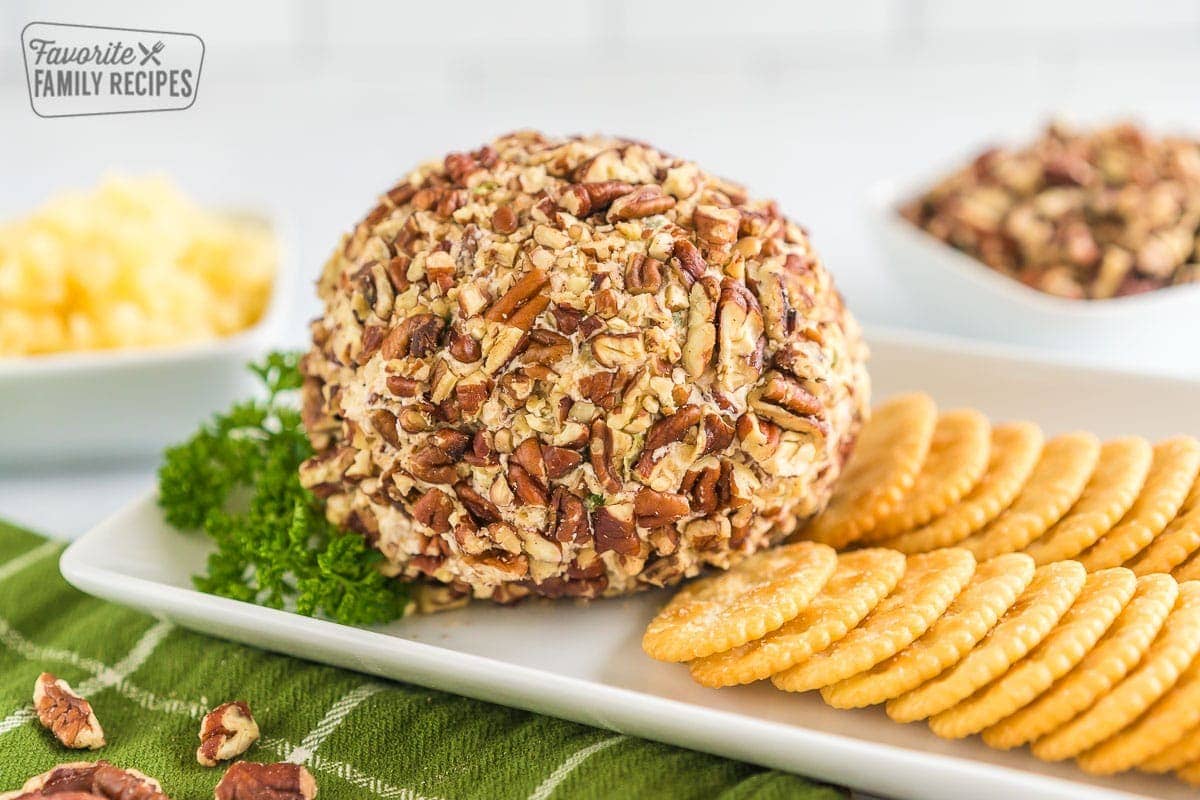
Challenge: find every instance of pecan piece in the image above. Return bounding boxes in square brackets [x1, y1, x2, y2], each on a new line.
[511, 437, 549, 487]
[507, 462, 549, 506]
[588, 418, 623, 494]
[634, 404, 702, 479]
[381, 313, 445, 359]
[715, 278, 765, 392]
[673, 238, 706, 284]
[3, 762, 171, 800]
[607, 185, 675, 221]
[592, 502, 639, 555]
[34, 672, 105, 750]
[214, 762, 317, 800]
[523, 328, 572, 363]
[410, 429, 470, 484]
[491, 205, 518, 234]
[682, 279, 717, 378]
[559, 180, 635, 217]
[701, 412, 735, 456]
[680, 463, 722, 514]
[412, 489, 455, 533]
[634, 487, 690, 528]
[455, 481, 503, 524]
[750, 371, 825, 432]
[543, 445, 582, 479]
[693, 204, 741, 245]
[197, 701, 259, 767]
[550, 487, 589, 543]
[484, 267, 550, 324]
[625, 253, 663, 294]
[447, 323, 482, 362]
[367, 409, 402, 449]
[590, 333, 646, 368]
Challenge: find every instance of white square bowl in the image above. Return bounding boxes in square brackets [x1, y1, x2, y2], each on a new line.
[866, 180, 1200, 378]
[0, 212, 291, 465]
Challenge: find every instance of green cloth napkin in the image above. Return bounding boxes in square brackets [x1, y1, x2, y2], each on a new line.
[0, 521, 843, 800]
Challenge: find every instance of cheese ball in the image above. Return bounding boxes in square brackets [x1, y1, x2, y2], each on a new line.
[299, 132, 869, 603]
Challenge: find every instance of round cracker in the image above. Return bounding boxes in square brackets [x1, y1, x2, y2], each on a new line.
[822, 553, 1035, 709]
[1178, 760, 1200, 786]
[1141, 719, 1200, 773]
[983, 573, 1178, 751]
[1031, 580, 1200, 762]
[1129, 475, 1200, 576]
[1077, 654, 1200, 775]
[958, 433, 1100, 561]
[802, 393, 937, 549]
[642, 541, 837, 662]
[929, 567, 1135, 739]
[689, 549, 905, 687]
[862, 410, 991, 541]
[1023, 438, 1152, 565]
[773, 549, 976, 693]
[880, 423, 1044, 555]
[1080, 437, 1200, 571]
[887, 560, 1086, 723]
[1175, 549, 1200, 583]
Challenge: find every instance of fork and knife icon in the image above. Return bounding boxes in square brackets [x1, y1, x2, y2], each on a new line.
[137, 41, 164, 66]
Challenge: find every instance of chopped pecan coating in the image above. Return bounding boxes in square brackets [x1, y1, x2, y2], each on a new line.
[300, 132, 868, 600]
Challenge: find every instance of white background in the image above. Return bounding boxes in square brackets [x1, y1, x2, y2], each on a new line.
[1, 3, 1197, 537]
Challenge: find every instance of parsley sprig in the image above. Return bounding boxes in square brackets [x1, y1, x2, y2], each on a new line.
[158, 352, 409, 625]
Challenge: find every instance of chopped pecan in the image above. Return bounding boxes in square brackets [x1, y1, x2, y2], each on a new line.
[625, 253, 663, 294]
[634, 487, 691, 528]
[693, 204, 741, 245]
[412, 488, 455, 533]
[673, 238, 706, 284]
[543, 446, 582, 479]
[558, 181, 635, 217]
[588, 418, 623, 493]
[550, 487, 589, 543]
[682, 279, 717, 378]
[507, 462, 549, 506]
[454, 375, 492, 417]
[447, 323, 482, 362]
[197, 701, 259, 767]
[511, 438, 549, 487]
[491, 205, 518, 234]
[716, 278, 765, 392]
[455, 481, 503, 524]
[592, 503, 639, 555]
[381, 313, 445, 359]
[463, 430, 498, 467]
[736, 412, 782, 462]
[214, 762, 317, 800]
[550, 303, 583, 334]
[634, 404, 702, 479]
[385, 375, 421, 397]
[750, 371, 825, 432]
[607, 185, 675, 221]
[701, 412, 735, 456]
[484, 267, 550, 324]
[34, 672, 105, 750]
[680, 463, 722, 514]
[368, 409, 402, 449]
[398, 402, 436, 433]
[523, 328, 572, 363]
[590, 333, 646, 368]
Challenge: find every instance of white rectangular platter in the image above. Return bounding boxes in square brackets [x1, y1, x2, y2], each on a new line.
[61, 327, 1200, 800]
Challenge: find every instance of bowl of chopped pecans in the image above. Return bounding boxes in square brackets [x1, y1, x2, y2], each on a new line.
[869, 122, 1200, 377]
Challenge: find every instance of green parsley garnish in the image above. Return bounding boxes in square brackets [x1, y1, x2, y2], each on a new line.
[158, 351, 409, 625]
[584, 493, 606, 511]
